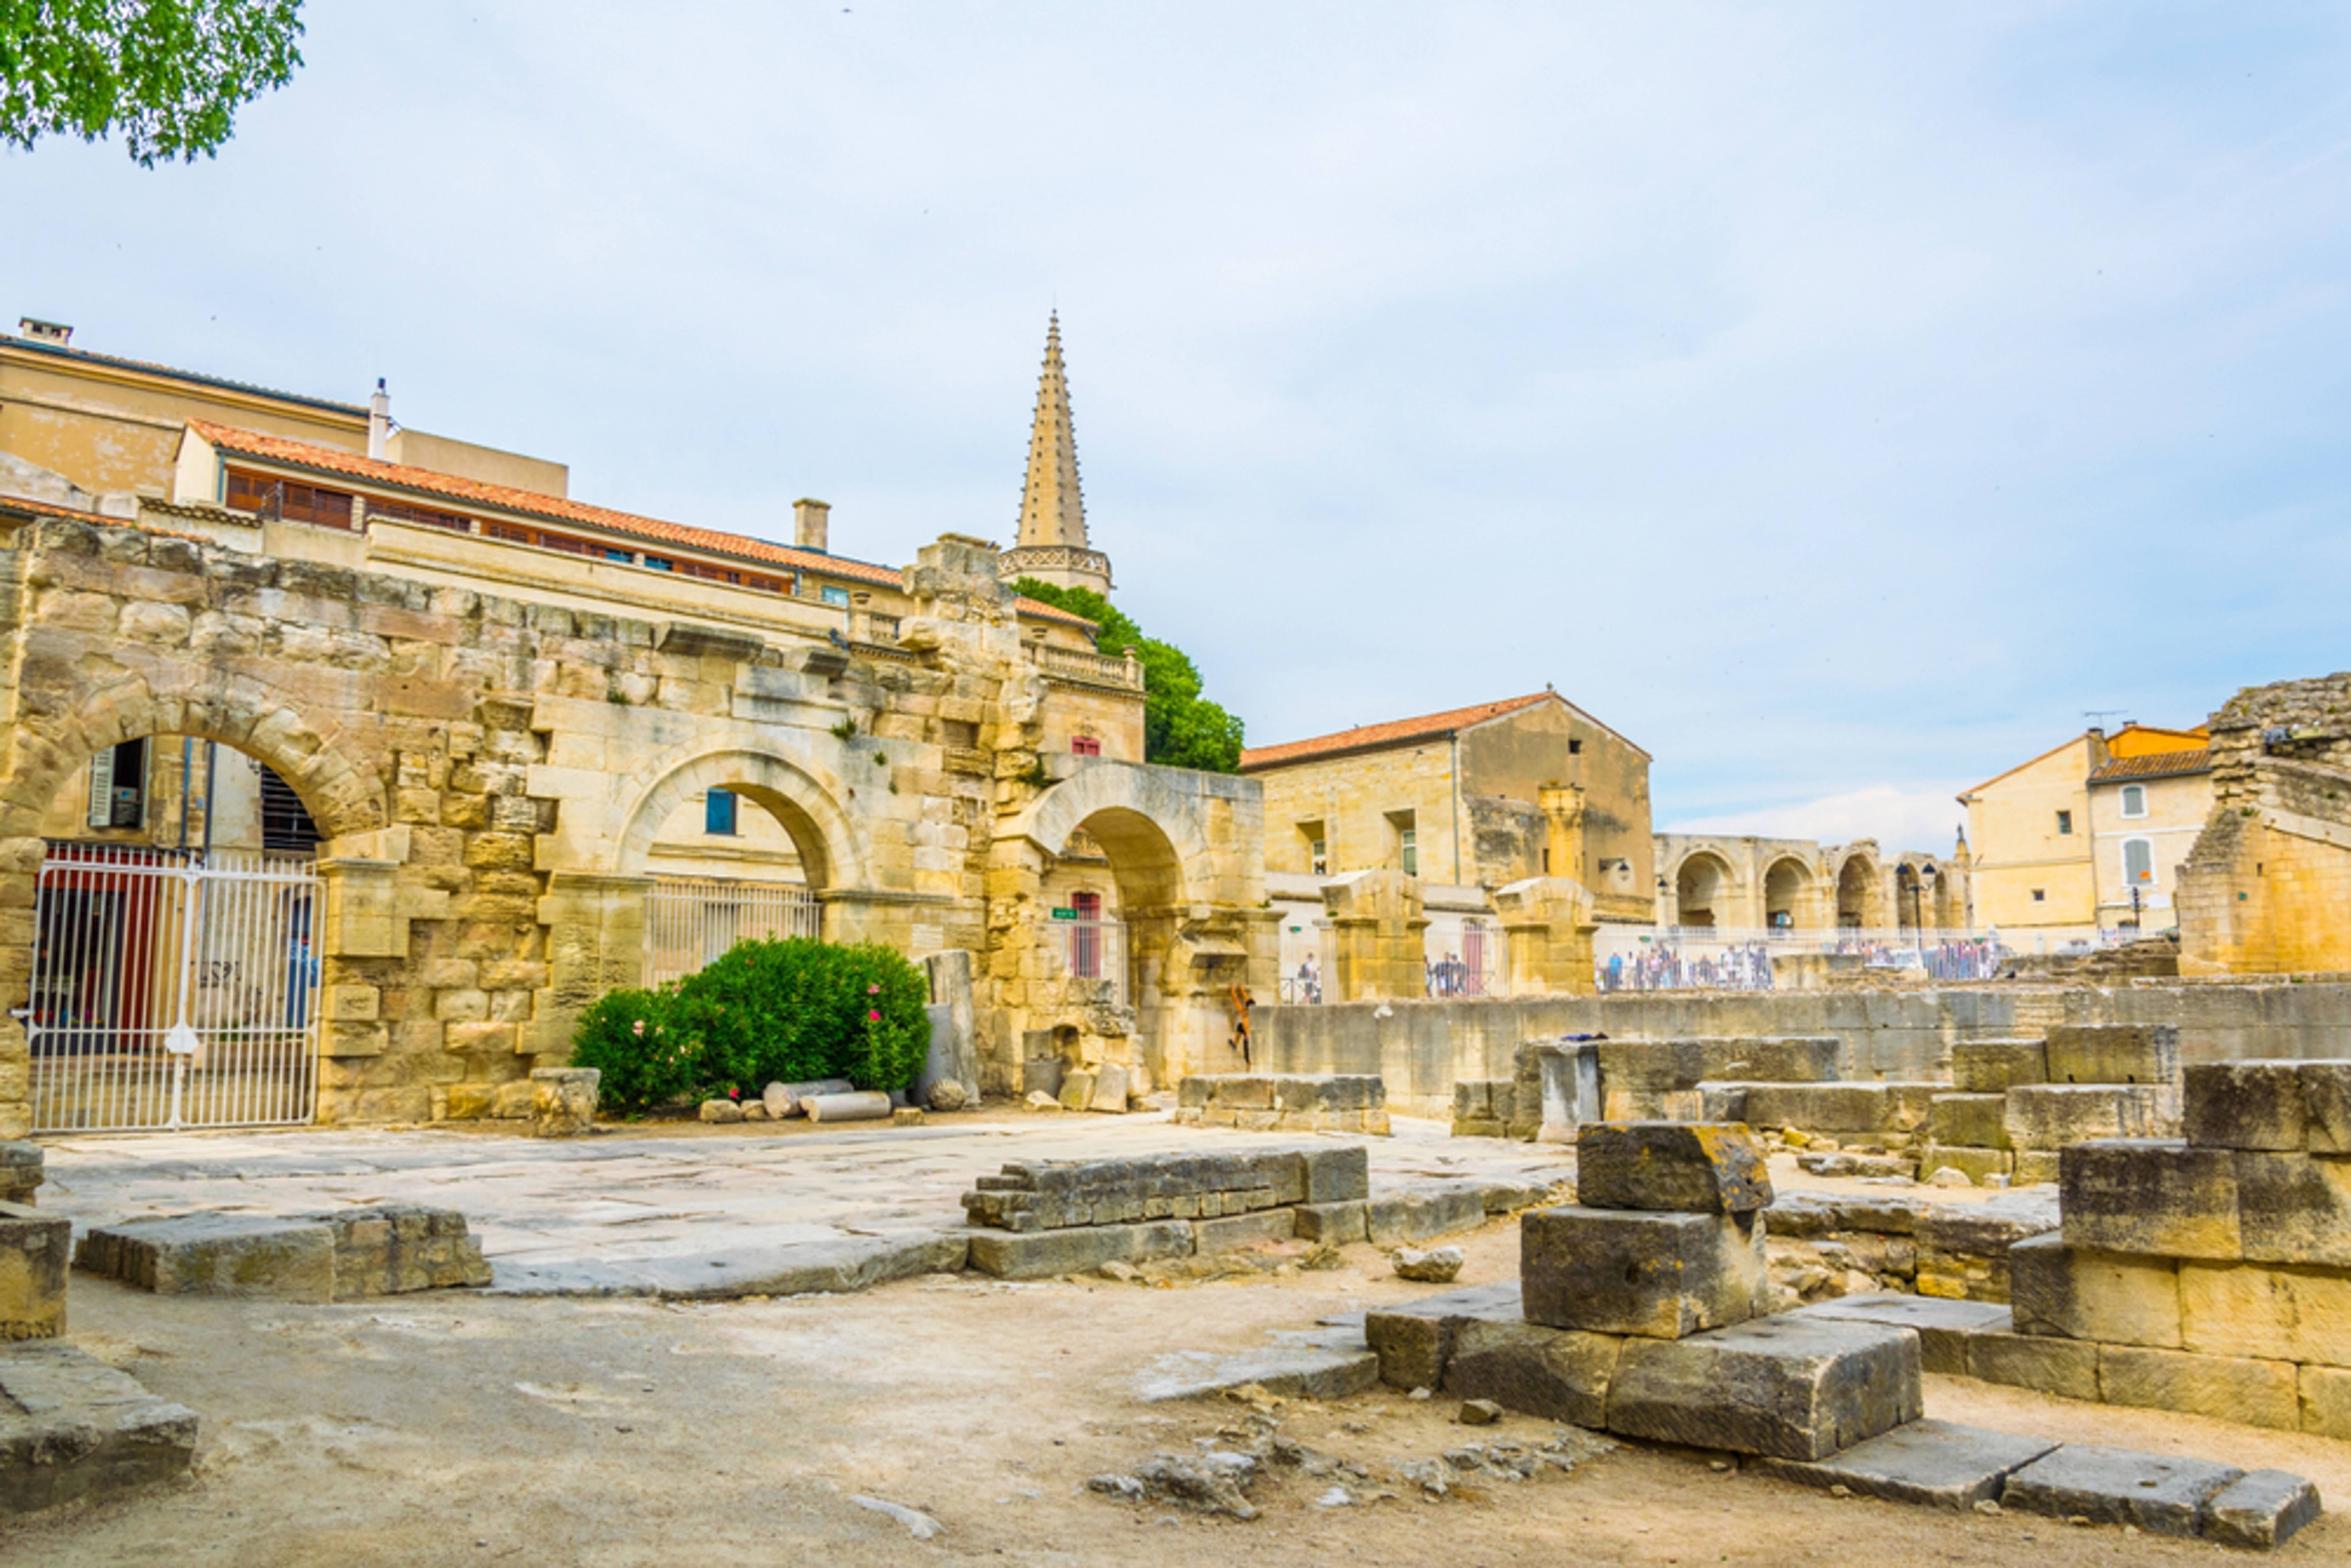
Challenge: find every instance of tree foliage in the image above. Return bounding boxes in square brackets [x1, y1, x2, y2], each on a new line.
[1, 1, 305, 167]
[1013, 578, 1245, 773]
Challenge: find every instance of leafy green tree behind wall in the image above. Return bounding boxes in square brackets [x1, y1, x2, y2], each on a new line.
[1013, 578, 1245, 774]
[2, 0, 306, 166]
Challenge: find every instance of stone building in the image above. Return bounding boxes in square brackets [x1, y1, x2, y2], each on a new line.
[1650, 834, 1970, 934]
[2177, 672, 2351, 976]
[1959, 722, 2210, 935]
[0, 319, 1402, 1138]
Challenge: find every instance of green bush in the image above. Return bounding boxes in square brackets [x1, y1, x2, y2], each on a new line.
[569, 939, 932, 1113]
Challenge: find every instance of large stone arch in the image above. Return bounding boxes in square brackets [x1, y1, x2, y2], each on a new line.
[1835, 851, 1883, 929]
[610, 746, 866, 891]
[1762, 855, 1813, 930]
[1013, 762, 1219, 904]
[1670, 848, 1738, 930]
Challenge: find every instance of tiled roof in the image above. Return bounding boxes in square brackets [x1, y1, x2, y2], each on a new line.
[184, 421, 1095, 628]
[0, 492, 115, 525]
[1239, 692, 1558, 771]
[2, 331, 367, 417]
[2089, 748, 2211, 784]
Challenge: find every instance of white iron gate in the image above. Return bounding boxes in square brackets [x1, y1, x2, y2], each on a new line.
[24, 843, 321, 1132]
[644, 877, 821, 988]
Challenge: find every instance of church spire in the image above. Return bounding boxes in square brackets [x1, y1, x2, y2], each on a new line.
[999, 312, 1113, 595]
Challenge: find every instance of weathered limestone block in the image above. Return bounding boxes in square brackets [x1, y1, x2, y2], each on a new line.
[1364, 1184, 1485, 1245]
[1918, 1144, 2011, 1186]
[1707, 1035, 1843, 1083]
[1605, 1317, 1922, 1461]
[1928, 1094, 2011, 1151]
[1912, 1189, 2060, 1305]
[1182, 1074, 1386, 1132]
[1964, 1324, 2102, 1400]
[2043, 1023, 2180, 1087]
[2204, 1471, 2325, 1551]
[1441, 1317, 1625, 1428]
[1137, 1331, 1380, 1404]
[0, 1200, 69, 1339]
[1364, 1281, 1524, 1390]
[1057, 1070, 1097, 1112]
[529, 1066, 598, 1137]
[0, 1342, 198, 1514]
[1757, 1420, 2057, 1510]
[2185, 1061, 2310, 1151]
[2061, 1140, 2241, 1259]
[2008, 1235, 2181, 1347]
[1293, 1200, 1368, 1245]
[1452, 1079, 1515, 1138]
[2004, 1084, 2174, 1150]
[2235, 1150, 2351, 1268]
[966, 1218, 1194, 1279]
[1574, 1122, 1772, 1214]
[0, 1142, 40, 1205]
[75, 1214, 336, 1303]
[1787, 1295, 2011, 1377]
[319, 1204, 493, 1298]
[2098, 1345, 2302, 1431]
[2301, 1364, 2351, 1438]
[2000, 1445, 2243, 1538]
[1951, 1037, 2047, 1093]
[1513, 1037, 1601, 1142]
[2180, 1261, 2351, 1366]
[2304, 1061, 2351, 1154]
[1741, 1083, 1939, 1135]
[960, 1147, 1361, 1231]
[1089, 1062, 1130, 1114]
[1193, 1207, 1296, 1254]
[1521, 1207, 1767, 1338]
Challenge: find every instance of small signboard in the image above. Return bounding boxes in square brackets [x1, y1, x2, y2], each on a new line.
[1050, 907, 1078, 921]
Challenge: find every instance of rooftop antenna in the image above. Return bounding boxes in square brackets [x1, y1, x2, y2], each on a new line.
[2081, 709, 2129, 731]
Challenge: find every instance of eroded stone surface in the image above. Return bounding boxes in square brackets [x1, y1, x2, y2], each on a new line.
[0, 1341, 198, 1514]
[1605, 1316, 1922, 1461]
[2000, 1444, 2242, 1537]
[1758, 1419, 2056, 1509]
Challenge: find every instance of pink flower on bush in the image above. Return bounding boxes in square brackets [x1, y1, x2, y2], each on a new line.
[867, 1009, 882, 1022]
[867, 983, 881, 994]
[728, 1087, 740, 1098]
[632, 1019, 645, 1037]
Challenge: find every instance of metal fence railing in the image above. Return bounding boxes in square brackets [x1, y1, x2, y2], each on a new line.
[26, 842, 321, 1132]
[643, 877, 820, 989]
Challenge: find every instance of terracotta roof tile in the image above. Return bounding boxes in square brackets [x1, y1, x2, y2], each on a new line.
[2089, 748, 2212, 784]
[0, 492, 116, 525]
[183, 420, 1095, 628]
[1239, 692, 1558, 771]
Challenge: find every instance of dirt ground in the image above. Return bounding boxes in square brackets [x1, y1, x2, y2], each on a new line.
[9, 1212, 2346, 1567]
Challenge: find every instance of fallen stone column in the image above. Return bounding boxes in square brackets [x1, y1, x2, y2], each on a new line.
[802, 1091, 894, 1123]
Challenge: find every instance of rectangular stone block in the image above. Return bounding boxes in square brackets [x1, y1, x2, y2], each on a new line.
[0, 1341, 198, 1514]
[1292, 1201, 1368, 1246]
[1919, 1144, 2011, 1185]
[2008, 1235, 2181, 1347]
[1365, 1184, 1484, 1246]
[1440, 1317, 1624, 1428]
[2060, 1140, 2241, 1259]
[2300, 1363, 2351, 1438]
[1363, 1281, 1524, 1390]
[965, 1218, 1193, 1280]
[1757, 1420, 2057, 1510]
[2098, 1344, 2301, 1431]
[1965, 1327, 2101, 1401]
[2004, 1084, 2173, 1149]
[2204, 1470, 2323, 1551]
[1688, 1035, 1843, 1084]
[1193, 1207, 1295, 1254]
[1089, 1062, 1130, 1113]
[1056, 1070, 1096, 1112]
[2013, 1149, 2061, 1186]
[1597, 1038, 1704, 1095]
[1952, 1038, 2047, 1093]
[2235, 1150, 2351, 1268]
[2000, 1444, 2242, 1538]
[2043, 1023, 2179, 1087]
[1605, 1317, 1922, 1461]
[1521, 1207, 1767, 1338]
[0, 1201, 69, 1340]
[1787, 1294, 2012, 1377]
[1928, 1094, 2011, 1151]
[2303, 1061, 2351, 1154]
[2179, 1260, 2351, 1366]
[2185, 1061, 2309, 1151]
[1574, 1122, 1772, 1214]
[74, 1213, 336, 1302]
[1742, 1083, 1904, 1134]
[0, 1142, 43, 1206]
[1301, 1144, 1370, 1203]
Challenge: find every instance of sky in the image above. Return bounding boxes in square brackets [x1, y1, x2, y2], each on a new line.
[7, 2, 2349, 853]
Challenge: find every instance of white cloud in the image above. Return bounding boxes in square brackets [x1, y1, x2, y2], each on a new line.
[1666, 785, 1969, 858]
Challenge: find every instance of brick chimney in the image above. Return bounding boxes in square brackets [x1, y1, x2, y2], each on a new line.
[794, 498, 830, 553]
[368, 379, 391, 460]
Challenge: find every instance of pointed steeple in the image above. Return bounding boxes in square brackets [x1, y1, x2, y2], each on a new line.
[999, 312, 1113, 595]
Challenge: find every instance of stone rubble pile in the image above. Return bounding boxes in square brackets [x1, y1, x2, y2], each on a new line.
[1176, 1073, 1389, 1135]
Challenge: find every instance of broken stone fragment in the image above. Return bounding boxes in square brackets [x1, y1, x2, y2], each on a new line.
[1575, 1122, 1773, 1214]
[1391, 1245, 1464, 1284]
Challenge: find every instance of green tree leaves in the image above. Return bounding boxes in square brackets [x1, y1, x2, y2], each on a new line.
[1014, 577, 1246, 773]
[2, 1, 306, 166]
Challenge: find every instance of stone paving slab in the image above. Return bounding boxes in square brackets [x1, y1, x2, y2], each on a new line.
[0, 1341, 197, 1514]
[1999, 1443, 2242, 1537]
[35, 1115, 1569, 1299]
[1757, 1419, 2056, 1508]
[1137, 1325, 1379, 1402]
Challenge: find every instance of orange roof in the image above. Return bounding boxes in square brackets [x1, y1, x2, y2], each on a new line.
[2106, 722, 2209, 758]
[2089, 748, 2211, 784]
[0, 492, 116, 526]
[183, 420, 1096, 628]
[1240, 692, 1559, 771]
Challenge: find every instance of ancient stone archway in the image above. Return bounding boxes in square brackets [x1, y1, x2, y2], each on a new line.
[1762, 855, 1812, 930]
[611, 747, 866, 891]
[1672, 850, 1735, 930]
[992, 761, 1269, 1095]
[1835, 852, 1882, 929]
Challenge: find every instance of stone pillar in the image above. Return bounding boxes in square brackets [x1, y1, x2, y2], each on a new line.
[526, 872, 653, 1065]
[1320, 870, 1428, 1001]
[1540, 784, 1587, 884]
[1493, 876, 1599, 997]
